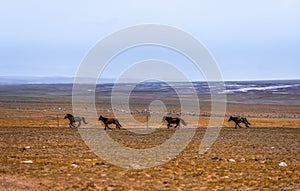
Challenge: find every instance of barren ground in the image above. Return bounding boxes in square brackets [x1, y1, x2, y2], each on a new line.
[0, 88, 299, 190]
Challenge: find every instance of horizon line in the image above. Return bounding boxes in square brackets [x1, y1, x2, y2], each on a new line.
[0, 75, 299, 85]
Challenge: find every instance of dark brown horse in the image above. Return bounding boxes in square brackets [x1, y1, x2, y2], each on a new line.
[98, 115, 122, 130]
[64, 113, 88, 128]
[162, 116, 187, 129]
[228, 116, 251, 128]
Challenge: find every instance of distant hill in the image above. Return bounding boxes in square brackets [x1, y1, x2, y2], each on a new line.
[0, 76, 298, 85]
[0, 76, 116, 84]
[0, 76, 75, 84]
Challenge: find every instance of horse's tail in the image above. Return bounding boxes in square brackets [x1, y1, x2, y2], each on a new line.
[244, 118, 251, 125]
[162, 116, 166, 122]
[82, 117, 88, 124]
[180, 119, 187, 126]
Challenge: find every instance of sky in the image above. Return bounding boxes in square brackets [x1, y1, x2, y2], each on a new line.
[0, 0, 299, 81]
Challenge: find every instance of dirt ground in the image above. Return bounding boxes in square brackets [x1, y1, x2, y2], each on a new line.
[0, 126, 299, 191]
[0, 88, 299, 190]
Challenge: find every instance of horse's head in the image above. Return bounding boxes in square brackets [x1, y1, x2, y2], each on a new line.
[98, 115, 103, 121]
[64, 113, 71, 119]
[162, 116, 166, 122]
[228, 116, 233, 122]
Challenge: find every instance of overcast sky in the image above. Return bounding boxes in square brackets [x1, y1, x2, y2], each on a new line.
[0, 0, 299, 81]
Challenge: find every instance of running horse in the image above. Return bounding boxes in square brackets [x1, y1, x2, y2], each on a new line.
[98, 115, 122, 130]
[228, 115, 251, 128]
[64, 113, 88, 128]
[162, 116, 187, 129]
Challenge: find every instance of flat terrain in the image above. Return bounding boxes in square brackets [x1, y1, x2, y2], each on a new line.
[0, 127, 299, 190]
[0, 84, 299, 190]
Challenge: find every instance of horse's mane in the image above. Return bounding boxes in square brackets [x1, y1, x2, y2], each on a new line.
[99, 115, 108, 121]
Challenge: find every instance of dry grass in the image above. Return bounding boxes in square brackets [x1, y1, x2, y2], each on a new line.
[0, 126, 299, 190]
[0, 94, 299, 190]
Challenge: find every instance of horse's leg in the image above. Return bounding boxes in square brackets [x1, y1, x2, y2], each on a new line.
[245, 118, 251, 126]
[237, 123, 242, 128]
[244, 119, 250, 127]
[116, 120, 122, 129]
[117, 123, 121, 129]
[243, 121, 249, 127]
[167, 122, 170, 129]
[105, 124, 111, 130]
[113, 120, 120, 129]
[70, 122, 75, 128]
[247, 121, 251, 127]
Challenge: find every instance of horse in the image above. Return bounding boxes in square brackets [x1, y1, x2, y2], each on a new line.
[98, 115, 122, 130]
[228, 116, 251, 128]
[162, 116, 187, 129]
[64, 113, 88, 128]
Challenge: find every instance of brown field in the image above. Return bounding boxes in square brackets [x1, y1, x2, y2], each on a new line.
[0, 86, 299, 190]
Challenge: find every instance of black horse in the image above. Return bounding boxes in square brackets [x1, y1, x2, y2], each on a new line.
[98, 115, 122, 130]
[64, 113, 88, 128]
[228, 116, 251, 128]
[162, 116, 187, 129]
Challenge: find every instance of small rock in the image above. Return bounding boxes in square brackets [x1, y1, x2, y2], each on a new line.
[211, 157, 222, 161]
[145, 173, 151, 178]
[71, 162, 78, 167]
[240, 158, 246, 162]
[130, 164, 141, 169]
[279, 162, 287, 167]
[260, 160, 266, 164]
[22, 160, 33, 164]
[107, 184, 116, 191]
[228, 159, 236, 162]
[95, 162, 106, 167]
[22, 146, 31, 151]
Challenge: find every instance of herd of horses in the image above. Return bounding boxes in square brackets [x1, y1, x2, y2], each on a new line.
[64, 113, 251, 130]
